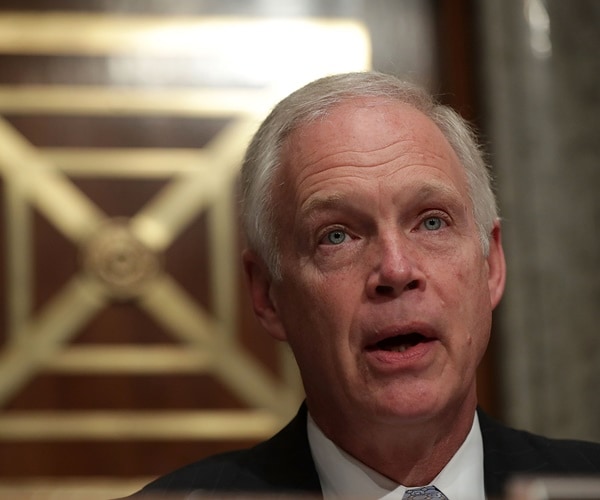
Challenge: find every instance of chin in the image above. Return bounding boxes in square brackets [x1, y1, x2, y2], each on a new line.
[363, 394, 444, 425]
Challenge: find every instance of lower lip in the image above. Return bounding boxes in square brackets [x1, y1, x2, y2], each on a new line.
[365, 340, 438, 371]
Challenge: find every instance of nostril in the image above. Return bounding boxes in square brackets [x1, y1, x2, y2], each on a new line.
[375, 280, 419, 296]
[375, 285, 395, 296]
[405, 280, 419, 291]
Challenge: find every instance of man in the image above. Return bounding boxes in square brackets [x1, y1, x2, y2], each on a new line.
[135, 72, 600, 499]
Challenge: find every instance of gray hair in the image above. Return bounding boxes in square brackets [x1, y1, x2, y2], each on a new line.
[241, 71, 497, 278]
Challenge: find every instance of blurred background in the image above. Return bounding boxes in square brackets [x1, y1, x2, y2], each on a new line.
[0, 0, 598, 497]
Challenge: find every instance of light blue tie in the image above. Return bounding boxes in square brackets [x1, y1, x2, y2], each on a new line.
[402, 485, 448, 499]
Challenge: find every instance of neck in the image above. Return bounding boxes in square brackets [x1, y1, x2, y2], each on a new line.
[311, 396, 477, 486]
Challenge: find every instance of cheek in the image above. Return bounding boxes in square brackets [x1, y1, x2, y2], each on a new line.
[443, 246, 490, 296]
[278, 273, 359, 349]
[276, 278, 328, 330]
[433, 251, 492, 340]
[284, 262, 360, 310]
[458, 270, 493, 363]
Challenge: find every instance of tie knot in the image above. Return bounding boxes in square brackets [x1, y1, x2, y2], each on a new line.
[402, 485, 448, 499]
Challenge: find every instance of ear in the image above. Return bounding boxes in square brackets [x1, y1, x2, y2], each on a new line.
[486, 220, 506, 310]
[242, 249, 288, 341]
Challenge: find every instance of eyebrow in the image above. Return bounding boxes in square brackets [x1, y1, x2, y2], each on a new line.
[301, 194, 345, 214]
[299, 194, 362, 222]
[404, 182, 464, 207]
[300, 182, 464, 219]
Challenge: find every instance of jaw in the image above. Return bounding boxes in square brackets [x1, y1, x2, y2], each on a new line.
[308, 372, 479, 487]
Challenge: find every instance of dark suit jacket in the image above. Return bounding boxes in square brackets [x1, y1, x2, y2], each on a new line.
[136, 405, 600, 498]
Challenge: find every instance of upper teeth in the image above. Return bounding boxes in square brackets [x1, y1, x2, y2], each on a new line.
[388, 344, 409, 352]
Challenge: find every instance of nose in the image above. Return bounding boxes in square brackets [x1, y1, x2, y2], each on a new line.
[365, 234, 423, 300]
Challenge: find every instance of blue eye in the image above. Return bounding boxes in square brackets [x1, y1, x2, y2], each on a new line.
[423, 217, 443, 231]
[325, 229, 347, 245]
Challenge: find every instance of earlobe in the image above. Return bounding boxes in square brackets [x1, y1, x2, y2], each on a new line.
[242, 249, 288, 341]
[486, 221, 507, 309]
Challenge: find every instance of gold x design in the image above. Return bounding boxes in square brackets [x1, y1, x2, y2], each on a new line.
[0, 112, 301, 435]
[0, 12, 369, 440]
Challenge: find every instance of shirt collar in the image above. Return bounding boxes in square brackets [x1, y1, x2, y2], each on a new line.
[307, 411, 485, 500]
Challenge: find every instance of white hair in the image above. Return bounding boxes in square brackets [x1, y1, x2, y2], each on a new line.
[241, 72, 497, 278]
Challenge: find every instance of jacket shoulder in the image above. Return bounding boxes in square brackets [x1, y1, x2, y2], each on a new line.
[131, 405, 320, 496]
[479, 409, 600, 496]
[137, 448, 266, 494]
[481, 411, 600, 470]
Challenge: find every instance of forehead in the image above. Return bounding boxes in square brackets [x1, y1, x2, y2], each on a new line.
[278, 97, 467, 198]
[286, 98, 439, 158]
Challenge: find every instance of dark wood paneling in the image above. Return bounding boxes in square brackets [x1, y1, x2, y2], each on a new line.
[5, 116, 230, 149]
[435, 0, 500, 418]
[0, 440, 259, 477]
[5, 374, 246, 411]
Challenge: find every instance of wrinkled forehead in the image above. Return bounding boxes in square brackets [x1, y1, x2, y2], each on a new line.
[276, 97, 467, 195]
[283, 97, 422, 155]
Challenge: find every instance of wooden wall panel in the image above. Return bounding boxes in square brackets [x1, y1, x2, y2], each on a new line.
[0, 3, 371, 495]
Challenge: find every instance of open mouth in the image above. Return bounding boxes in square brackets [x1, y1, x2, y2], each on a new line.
[367, 332, 430, 353]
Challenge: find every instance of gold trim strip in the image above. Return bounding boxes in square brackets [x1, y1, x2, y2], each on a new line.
[0, 479, 150, 500]
[0, 86, 273, 116]
[0, 276, 107, 406]
[41, 148, 208, 177]
[0, 13, 370, 58]
[138, 274, 220, 348]
[211, 339, 303, 417]
[0, 410, 284, 440]
[130, 118, 257, 251]
[139, 276, 301, 415]
[4, 174, 32, 341]
[47, 346, 213, 374]
[0, 117, 106, 244]
[208, 184, 237, 339]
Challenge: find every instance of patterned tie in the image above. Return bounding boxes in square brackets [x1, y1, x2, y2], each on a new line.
[402, 485, 448, 499]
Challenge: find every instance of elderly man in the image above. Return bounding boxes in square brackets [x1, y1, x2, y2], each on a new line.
[135, 72, 600, 499]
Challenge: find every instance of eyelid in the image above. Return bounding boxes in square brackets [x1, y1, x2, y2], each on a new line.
[417, 210, 451, 228]
[421, 208, 451, 220]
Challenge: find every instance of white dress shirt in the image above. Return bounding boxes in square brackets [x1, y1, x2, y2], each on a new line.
[307, 412, 485, 500]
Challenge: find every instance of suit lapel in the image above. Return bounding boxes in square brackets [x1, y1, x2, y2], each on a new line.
[479, 408, 550, 497]
[479, 408, 512, 496]
[246, 403, 322, 493]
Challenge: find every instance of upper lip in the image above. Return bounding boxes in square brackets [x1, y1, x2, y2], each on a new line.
[363, 323, 439, 350]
